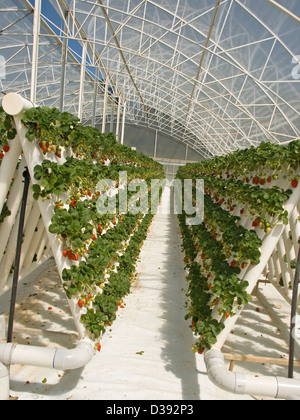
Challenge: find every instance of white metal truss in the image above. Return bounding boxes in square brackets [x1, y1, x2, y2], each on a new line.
[0, 0, 299, 159]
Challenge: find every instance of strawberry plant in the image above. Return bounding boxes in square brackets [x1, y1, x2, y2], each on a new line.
[0, 202, 11, 223]
[0, 107, 17, 162]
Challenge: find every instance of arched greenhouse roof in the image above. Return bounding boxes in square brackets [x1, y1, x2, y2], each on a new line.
[0, 0, 299, 159]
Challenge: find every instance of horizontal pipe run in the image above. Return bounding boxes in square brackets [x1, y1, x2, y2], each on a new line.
[0, 339, 95, 371]
[205, 349, 300, 399]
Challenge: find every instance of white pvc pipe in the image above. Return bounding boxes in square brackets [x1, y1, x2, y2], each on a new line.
[0, 134, 22, 214]
[0, 339, 94, 371]
[205, 348, 300, 399]
[2, 93, 33, 117]
[0, 339, 94, 400]
[0, 363, 9, 401]
[0, 158, 26, 266]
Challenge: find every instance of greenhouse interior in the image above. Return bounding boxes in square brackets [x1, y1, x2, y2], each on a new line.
[0, 0, 300, 401]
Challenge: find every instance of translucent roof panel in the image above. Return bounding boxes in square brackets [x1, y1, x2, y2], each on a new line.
[0, 0, 299, 159]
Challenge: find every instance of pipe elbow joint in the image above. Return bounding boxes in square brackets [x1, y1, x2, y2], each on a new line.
[53, 339, 95, 370]
[204, 349, 238, 393]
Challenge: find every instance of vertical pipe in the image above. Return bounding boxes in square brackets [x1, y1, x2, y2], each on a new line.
[289, 249, 300, 378]
[91, 68, 99, 128]
[30, 0, 41, 104]
[110, 101, 114, 133]
[153, 129, 158, 159]
[185, 143, 189, 161]
[59, 10, 69, 113]
[116, 98, 121, 142]
[121, 101, 126, 145]
[78, 42, 87, 121]
[102, 78, 108, 133]
[0, 363, 9, 401]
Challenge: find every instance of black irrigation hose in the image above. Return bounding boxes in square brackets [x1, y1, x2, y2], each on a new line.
[288, 248, 300, 379]
[7, 167, 30, 344]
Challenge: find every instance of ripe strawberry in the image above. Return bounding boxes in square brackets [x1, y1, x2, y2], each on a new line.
[62, 250, 68, 258]
[97, 344, 101, 352]
[252, 218, 261, 227]
[252, 176, 259, 185]
[78, 300, 83, 308]
[3, 145, 10, 153]
[267, 176, 272, 183]
[0, 152, 4, 159]
[260, 178, 266, 185]
[291, 179, 298, 189]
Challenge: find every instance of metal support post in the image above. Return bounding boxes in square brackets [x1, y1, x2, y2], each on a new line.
[7, 168, 30, 344]
[102, 78, 108, 133]
[78, 42, 87, 121]
[121, 101, 126, 145]
[30, 0, 42, 104]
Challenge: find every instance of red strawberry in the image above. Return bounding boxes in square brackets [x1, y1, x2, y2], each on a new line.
[78, 300, 83, 308]
[252, 218, 261, 227]
[252, 176, 259, 185]
[0, 152, 4, 159]
[3, 145, 10, 153]
[291, 179, 298, 189]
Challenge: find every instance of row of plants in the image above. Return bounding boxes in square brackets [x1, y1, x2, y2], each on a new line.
[0, 103, 164, 347]
[185, 140, 300, 185]
[21, 106, 160, 168]
[178, 199, 253, 353]
[177, 140, 299, 353]
[79, 212, 154, 340]
[18, 106, 165, 347]
[32, 157, 162, 200]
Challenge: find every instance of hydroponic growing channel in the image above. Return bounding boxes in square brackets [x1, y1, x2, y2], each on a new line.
[0, 0, 300, 401]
